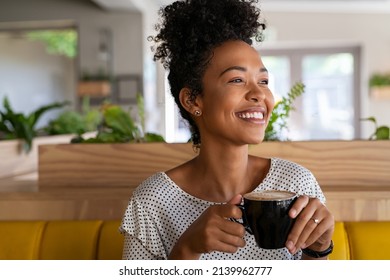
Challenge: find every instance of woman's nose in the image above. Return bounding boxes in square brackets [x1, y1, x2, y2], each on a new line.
[247, 83, 265, 102]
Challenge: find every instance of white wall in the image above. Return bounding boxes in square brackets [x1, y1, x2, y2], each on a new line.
[0, 0, 144, 128]
[261, 10, 390, 138]
[0, 33, 74, 128]
[0, 0, 143, 75]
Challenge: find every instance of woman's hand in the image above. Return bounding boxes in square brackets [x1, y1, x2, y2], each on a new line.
[285, 195, 335, 258]
[168, 194, 246, 260]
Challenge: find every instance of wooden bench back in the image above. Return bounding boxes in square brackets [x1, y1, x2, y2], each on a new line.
[38, 141, 390, 190]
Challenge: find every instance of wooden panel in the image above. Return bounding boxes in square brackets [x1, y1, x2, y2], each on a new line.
[2, 174, 390, 222]
[39, 143, 196, 188]
[0, 139, 33, 179]
[248, 140, 390, 188]
[39, 140, 390, 189]
[0, 135, 74, 179]
[325, 190, 390, 222]
[1, 185, 390, 221]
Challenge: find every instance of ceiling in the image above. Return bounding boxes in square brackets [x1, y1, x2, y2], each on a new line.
[91, 0, 390, 13]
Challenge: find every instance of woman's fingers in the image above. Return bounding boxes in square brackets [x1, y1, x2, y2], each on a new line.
[181, 202, 246, 255]
[286, 196, 334, 254]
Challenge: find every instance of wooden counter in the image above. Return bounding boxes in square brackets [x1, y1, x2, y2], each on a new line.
[1, 174, 390, 221]
[1, 140, 389, 221]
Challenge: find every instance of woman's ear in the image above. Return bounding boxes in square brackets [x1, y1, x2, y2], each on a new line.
[179, 88, 202, 116]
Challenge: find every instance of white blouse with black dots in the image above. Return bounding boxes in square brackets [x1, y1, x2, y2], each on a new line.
[120, 157, 326, 260]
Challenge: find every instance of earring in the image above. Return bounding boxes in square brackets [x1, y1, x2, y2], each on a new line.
[194, 110, 201, 116]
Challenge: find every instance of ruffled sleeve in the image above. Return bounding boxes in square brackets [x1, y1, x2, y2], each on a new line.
[120, 195, 167, 259]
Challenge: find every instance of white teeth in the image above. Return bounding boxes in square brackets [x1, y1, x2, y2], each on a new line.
[237, 112, 264, 119]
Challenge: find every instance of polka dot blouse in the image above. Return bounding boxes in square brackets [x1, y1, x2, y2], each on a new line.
[120, 157, 326, 260]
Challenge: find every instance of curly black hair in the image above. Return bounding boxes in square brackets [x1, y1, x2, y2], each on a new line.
[150, 0, 266, 146]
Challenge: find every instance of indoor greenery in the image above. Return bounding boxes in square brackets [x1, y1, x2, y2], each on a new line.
[369, 73, 390, 87]
[26, 29, 77, 58]
[72, 94, 165, 143]
[0, 97, 69, 153]
[360, 117, 389, 140]
[264, 82, 305, 141]
[44, 97, 101, 136]
[80, 68, 112, 81]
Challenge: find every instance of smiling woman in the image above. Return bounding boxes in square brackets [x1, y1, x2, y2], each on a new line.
[193, 40, 274, 146]
[120, 0, 334, 261]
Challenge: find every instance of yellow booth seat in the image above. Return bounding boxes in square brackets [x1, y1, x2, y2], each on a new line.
[0, 220, 123, 260]
[1, 220, 390, 260]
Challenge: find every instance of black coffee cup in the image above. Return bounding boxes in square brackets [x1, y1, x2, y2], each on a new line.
[236, 190, 297, 249]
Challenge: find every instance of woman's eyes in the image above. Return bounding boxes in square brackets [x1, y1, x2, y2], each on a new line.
[228, 77, 269, 85]
[259, 79, 269, 85]
[229, 78, 244, 83]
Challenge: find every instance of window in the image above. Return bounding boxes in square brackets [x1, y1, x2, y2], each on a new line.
[261, 45, 361, 140]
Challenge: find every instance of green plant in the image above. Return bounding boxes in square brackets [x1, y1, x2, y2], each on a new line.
[369, 73, 390, 87]
[72, 94, 164, 143]
[264, 82, 305, 141]
[45, 97, 101, 136]
[80, 68, 111, 81]
[26, 29, 77, 58]
[0, 97, 69, 153]
[44, 110, 101, 136]
[360, 117, 389, 140]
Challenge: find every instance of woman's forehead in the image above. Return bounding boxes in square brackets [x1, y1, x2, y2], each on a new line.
[208, 40, 264, 72]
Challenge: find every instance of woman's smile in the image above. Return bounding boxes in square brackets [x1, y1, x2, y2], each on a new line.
[236, 108, 267, 125]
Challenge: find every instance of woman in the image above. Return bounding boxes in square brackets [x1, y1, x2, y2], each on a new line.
[120, 0, 334, 260]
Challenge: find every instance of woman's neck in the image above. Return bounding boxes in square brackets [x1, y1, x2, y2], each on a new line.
[190, 143, 255, 201]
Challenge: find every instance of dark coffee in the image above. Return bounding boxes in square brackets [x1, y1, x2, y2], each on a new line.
[243, 190, 295, 201]
[240, 190, 297, 249]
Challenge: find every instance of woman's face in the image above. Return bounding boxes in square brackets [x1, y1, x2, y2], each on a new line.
[196, 40, 275, 146]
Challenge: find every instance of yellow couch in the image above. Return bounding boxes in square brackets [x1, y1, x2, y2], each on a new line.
[1, 220, 389, 260]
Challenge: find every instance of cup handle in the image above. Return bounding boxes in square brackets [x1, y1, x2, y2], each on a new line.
[230, 205, 253, 235]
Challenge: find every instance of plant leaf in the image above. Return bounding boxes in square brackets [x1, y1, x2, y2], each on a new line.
[28, 101, 70, 128]
[376, 126, 390, 140]
[102, 105, 138, 139]
[143, 132, 165, 142]
[360, 117, 377, 126]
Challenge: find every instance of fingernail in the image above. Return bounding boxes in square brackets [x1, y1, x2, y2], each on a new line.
[290, 209, 297, 218]
[286, 240, 294, 250]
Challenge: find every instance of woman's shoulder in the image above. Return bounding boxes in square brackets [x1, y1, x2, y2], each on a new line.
[264, 157, 324, 200]
[270, 157, 314, 176]
[131, 172, 173, 200]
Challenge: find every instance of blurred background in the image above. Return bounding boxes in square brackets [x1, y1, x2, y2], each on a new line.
[0, 0, 389, 143]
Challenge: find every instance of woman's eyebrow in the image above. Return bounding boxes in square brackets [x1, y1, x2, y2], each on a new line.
[219, 66, 268, 77]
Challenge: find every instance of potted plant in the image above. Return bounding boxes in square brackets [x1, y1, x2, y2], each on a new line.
[44, 96, 101, 138]
[369, 72, 390, 99]
[77, 69, 112, 97]
[71, 94, 164, 143]
[0, 97, 75, 179]
[38, 94, 166, 189]
[0, 96, 69, 153]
